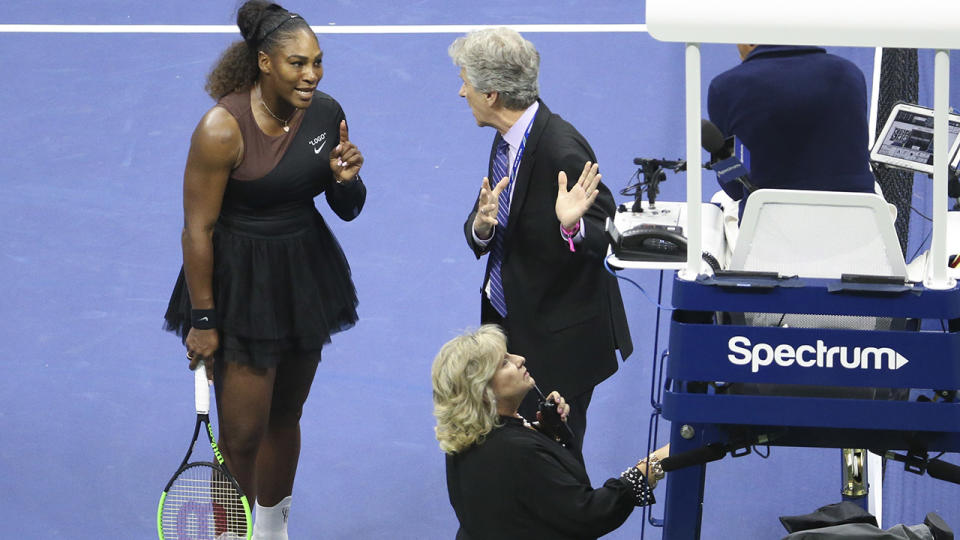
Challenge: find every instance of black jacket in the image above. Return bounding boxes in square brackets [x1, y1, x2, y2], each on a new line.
[446, 417, 637, 540]
[464, 100, 633, 399]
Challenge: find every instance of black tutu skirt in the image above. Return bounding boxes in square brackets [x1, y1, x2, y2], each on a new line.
[164, 201, 358, 368]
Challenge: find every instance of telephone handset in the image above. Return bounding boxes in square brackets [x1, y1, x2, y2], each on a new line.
[605, 218, 687, 262]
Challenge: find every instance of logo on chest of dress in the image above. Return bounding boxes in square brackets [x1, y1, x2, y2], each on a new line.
[309, 133, 328, 155]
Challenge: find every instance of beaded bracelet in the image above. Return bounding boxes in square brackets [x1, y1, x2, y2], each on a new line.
[645, 457, 665, 484]
[620, 466, 656, 507]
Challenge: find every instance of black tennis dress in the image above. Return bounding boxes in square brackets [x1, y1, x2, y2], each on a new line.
[164, 89, 365, 368]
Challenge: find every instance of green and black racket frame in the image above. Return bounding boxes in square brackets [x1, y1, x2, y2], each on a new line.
[157, 363, 252, 539]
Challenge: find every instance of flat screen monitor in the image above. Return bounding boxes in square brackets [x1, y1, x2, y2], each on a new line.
[870, 102, 960, 176]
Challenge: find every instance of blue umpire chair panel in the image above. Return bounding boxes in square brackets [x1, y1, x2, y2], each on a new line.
[657, 189, 960, 539]
[641, 2, 960, 537]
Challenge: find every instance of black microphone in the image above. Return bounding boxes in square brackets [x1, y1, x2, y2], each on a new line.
[629, 157, 686, 210]
[660, 443, 726, 472]
[633, 157, 687, 171]
[701, 119, 727, 155]
[701, 119, 755, 194]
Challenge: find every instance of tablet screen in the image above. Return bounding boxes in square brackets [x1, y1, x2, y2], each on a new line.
[872, 104, 960, 174]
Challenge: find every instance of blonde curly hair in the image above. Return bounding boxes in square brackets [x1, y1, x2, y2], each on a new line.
[431, 325, 507, 454]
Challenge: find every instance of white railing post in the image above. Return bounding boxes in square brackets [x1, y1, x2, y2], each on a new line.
[926, 49, 954, 289]
[681, 42, 702, 281]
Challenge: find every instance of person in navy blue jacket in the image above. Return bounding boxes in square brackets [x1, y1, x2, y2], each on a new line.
[708, 45, 877, 219]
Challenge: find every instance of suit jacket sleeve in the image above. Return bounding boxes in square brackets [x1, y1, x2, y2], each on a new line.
[463, 136, 500, 259]
[463, 192, 490, 258]
[554, 148, 617, 260]
[517, 441, 636, 538]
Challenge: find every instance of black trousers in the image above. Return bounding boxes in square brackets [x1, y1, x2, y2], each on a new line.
[481, 295, 594, 464]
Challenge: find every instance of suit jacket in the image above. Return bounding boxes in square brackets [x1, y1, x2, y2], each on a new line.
[463, 100, 632, 399]
[446, 416, 637, 540]
[707, 45, 876, 218]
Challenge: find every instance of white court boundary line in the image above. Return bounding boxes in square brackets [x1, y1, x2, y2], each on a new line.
[0, 23, 647, 34]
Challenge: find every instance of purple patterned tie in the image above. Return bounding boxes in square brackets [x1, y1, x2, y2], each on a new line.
[487, 139, 511, 317]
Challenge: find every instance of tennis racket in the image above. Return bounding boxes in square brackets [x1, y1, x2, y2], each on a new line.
[157, 363, 252, 539]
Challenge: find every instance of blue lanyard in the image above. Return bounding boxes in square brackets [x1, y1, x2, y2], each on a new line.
[505, 111, 537, 197]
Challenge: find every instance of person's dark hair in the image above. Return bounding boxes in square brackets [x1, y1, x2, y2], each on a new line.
[204, 0, 312, 100]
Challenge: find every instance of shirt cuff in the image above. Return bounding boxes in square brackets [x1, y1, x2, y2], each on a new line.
[473, 224, 495, 247]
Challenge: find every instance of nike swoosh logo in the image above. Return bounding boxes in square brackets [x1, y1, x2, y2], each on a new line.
[314, 141, 327, 154]
[199, 316, 209, 322]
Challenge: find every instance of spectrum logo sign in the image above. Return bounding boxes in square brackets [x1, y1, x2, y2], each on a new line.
[727, 336, 910, 373]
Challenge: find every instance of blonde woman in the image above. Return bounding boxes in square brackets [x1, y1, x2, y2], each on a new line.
[432, 325, 668, 540]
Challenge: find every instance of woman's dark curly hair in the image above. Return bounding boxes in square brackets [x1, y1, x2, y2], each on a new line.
[205, 0, 312, 100]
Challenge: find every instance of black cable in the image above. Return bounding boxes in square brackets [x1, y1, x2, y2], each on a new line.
[911, 205, 933, 222]
[701, 252, 721, 273]
[604, 256, 673, 310]
[620, 169, 644, 198]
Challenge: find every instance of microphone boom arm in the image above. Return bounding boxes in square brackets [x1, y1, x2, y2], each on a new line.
[630, 157, 687, 211]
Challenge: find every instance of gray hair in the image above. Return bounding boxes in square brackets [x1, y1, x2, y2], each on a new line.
[448, 27, 540, 110]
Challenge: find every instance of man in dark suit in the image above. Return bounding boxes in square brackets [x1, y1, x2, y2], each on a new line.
[448, 28, 633, 456]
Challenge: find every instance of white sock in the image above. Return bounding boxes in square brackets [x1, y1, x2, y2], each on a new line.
[252, 495, 292, 540]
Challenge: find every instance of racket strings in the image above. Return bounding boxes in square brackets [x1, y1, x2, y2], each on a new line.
[161, 464, 248, 539]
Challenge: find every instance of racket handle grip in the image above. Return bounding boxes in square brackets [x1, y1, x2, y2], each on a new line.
[194, 363, 211, 414]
